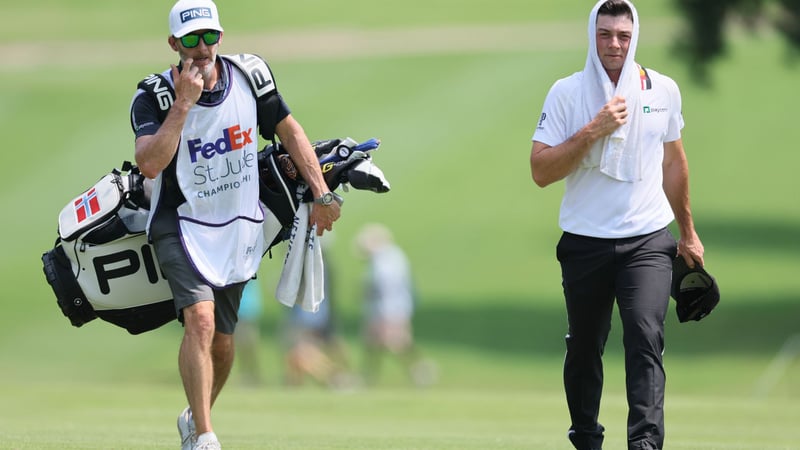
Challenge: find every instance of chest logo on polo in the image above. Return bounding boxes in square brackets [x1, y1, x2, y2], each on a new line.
[643, 106, 668, 114]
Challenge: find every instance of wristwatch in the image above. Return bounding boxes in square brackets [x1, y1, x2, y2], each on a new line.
[313, 192, 335, 206]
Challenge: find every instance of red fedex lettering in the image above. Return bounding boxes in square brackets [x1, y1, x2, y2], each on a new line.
[227, 125, 253, 150]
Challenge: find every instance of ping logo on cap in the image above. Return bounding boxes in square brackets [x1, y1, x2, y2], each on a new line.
[180, 7, 212, 23]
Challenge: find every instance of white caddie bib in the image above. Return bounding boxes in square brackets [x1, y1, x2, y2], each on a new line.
[174, 67, 265, 287]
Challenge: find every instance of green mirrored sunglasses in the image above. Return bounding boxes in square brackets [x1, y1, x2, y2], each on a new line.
[179, 31, 221, 48]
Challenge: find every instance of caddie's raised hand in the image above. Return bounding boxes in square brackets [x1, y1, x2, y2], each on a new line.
[171, 58, 204, 106]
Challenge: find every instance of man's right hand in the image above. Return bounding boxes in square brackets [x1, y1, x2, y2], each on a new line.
[593, 95, 628, 138]
[171, 58, 204, 107]
[135, 59, 203, 179]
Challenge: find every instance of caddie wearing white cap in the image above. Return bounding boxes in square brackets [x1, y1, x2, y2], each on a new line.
[130, 1, 341, 448]
[168, 0, 224, 38]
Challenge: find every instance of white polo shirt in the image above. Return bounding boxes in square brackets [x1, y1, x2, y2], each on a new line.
[533, 67, 684, 239]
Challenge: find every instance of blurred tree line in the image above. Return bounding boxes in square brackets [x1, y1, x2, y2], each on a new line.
[672, 0, 800, 82]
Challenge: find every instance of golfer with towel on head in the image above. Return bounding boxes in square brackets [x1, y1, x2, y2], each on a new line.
[529, 1, 706, 448]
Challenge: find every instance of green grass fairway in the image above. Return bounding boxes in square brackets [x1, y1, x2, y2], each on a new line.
[1, 0, 799, 448]
[1, 379, 798, 449]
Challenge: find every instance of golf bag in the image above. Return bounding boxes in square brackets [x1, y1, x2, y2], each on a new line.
[42, 137, 390, 334]
[41, 162, 175, 334]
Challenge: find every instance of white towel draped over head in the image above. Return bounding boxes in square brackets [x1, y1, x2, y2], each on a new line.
[578, 0, 642, 182]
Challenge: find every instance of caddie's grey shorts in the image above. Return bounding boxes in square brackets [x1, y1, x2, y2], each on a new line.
[152, 232, 245, 335]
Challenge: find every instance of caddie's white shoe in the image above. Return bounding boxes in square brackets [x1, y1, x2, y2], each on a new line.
[177, 406, 196, 450]
[193, 431, 221, 450]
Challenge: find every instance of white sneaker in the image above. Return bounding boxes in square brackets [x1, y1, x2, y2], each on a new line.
[193, 431, 221, 450]
[177, 407, 196, 450]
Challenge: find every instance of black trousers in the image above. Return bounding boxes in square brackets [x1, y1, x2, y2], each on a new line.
[556, 228, 677, 450]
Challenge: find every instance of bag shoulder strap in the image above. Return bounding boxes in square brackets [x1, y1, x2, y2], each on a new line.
[136, 54, 277, 122]
[137, 73, 175, 123]
[220, 53, 278, 99]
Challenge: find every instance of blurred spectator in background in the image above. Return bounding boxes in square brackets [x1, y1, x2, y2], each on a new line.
[234, 280, 264, 386]
[354, 223, 437, 387]
[280, 246, 357, 389]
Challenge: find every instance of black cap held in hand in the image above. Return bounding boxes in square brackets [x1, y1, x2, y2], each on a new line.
[671, 257, 720, 323]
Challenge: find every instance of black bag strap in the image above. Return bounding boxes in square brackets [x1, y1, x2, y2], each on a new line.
[137, 53, 276, 123]
[42, 244, 97, 328]
[137, 73, 175, 123]
[220, 53, 278, 99]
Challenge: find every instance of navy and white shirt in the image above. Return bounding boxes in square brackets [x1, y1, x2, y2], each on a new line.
[129, 57, 291, 286]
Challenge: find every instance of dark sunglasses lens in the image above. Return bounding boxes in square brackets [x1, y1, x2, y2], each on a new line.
[202, 31, 220, 45]
[180, 34, 200, 48]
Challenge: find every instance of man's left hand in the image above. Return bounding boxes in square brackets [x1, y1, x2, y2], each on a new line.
[677, 232, 705, 268]
[310, 202, 341, 236]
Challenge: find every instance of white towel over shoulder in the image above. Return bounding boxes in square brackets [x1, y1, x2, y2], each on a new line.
[275, 203, 325, 312]
[577, 0, 642, 182]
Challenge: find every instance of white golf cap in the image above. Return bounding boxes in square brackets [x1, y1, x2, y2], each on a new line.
[169, 0, 224, 38]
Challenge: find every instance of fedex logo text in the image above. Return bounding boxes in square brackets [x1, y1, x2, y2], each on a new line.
[188, 125, 253, 163]
[181, 7, 212, 23]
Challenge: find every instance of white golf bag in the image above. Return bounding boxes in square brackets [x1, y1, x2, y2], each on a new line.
[42, 137, 390, 334]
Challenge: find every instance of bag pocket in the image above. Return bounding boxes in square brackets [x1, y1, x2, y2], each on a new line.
[41, 244, 97, 327]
